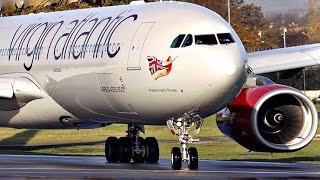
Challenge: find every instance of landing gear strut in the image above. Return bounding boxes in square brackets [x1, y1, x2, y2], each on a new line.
[105, 124, 159, 164]
[167, 111, 202, 170]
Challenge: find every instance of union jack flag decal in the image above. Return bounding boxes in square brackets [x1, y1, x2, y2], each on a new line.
[147, 56, 165, 75]
[147, 56, 174, 80]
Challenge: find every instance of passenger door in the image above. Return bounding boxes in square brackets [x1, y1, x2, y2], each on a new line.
[127, 22, 155, 70]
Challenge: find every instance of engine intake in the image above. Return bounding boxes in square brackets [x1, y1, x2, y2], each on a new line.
[217, 84, 318, 152]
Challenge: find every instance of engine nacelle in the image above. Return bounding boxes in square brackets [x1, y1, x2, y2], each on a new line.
[217, 84, 318, 152]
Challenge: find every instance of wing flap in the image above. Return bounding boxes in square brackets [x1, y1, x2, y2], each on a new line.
[247, 43, 320, 74]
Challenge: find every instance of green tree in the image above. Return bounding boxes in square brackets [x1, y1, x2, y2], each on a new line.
[238, 4, 267, 31]
[109, 0, 131, 5]
[306, 0, 320, 43]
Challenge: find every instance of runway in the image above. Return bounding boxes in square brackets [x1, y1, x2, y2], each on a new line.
[0, 155, 319, 179]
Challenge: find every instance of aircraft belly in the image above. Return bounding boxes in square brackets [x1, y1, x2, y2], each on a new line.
[45, 71, 140, 124]
[96, 72, 137, 115]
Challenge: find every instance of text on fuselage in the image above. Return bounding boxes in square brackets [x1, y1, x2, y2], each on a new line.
[7, 10, 138, 71]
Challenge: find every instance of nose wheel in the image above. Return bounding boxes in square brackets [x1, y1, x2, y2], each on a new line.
[171, 146, 198, 170]
[171, 147, 182, 170]
[167, 111, 202, 170]
[187, 147, 198, 170]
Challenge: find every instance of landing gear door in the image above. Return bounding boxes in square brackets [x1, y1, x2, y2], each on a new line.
[127, 22, 155, 70]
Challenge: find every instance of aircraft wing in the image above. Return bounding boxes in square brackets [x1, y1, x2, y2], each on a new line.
[0, 80, 14, 98]
[247, 43, 320, 74]
[0, 77, 46, 110]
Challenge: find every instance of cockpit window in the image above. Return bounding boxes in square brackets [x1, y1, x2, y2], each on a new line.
[181, 34, 193, 47]
[171, 34, 185, 48]
[195, 34, 218, 45]
[217, 33, 235, 44]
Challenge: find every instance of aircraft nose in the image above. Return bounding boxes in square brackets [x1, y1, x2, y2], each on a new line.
[213, 46, 245, 78]
[199, 45, 247, 111]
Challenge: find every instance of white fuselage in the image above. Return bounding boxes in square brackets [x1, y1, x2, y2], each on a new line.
[0, 2, 247, 129]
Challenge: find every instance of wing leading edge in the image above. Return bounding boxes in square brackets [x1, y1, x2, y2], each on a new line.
[0, 80, 14, 98]
[247, 43, 320, 74]
[0, 77, 46, 111]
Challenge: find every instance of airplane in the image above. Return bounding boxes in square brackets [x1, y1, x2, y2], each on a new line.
[0, 0, 319, 170]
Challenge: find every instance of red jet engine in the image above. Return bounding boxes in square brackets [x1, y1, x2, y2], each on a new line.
[217, 77, 318, 152]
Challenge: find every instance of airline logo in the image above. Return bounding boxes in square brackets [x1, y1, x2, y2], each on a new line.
[147, 56, 173, 80]
[7, 10, 138, 71]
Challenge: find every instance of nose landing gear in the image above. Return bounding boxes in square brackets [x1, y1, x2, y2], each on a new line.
[167, 111, 202, 170]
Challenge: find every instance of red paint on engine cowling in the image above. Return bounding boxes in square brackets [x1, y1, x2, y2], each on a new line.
[220, 84, 294, 152]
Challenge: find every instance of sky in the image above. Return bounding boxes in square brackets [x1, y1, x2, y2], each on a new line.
[244, 0, 309, 15]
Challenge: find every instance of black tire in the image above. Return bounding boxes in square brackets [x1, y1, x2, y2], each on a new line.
[118, 137, 132, 163]
[105, 137, 119, 163]
[188, 147, 198, 170]
[171, 147, 182, 170]
[145, 137, 159, 163]
[132, 137, 145, 163]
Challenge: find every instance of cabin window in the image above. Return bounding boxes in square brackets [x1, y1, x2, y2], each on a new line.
[195, 34, 218, 45]
[217, 33, 235, 44]
[181, 34, 193, 47]
[171, 34, 185, 48]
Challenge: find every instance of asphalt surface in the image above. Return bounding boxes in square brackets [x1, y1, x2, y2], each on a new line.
[0, 155, 319, 179]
